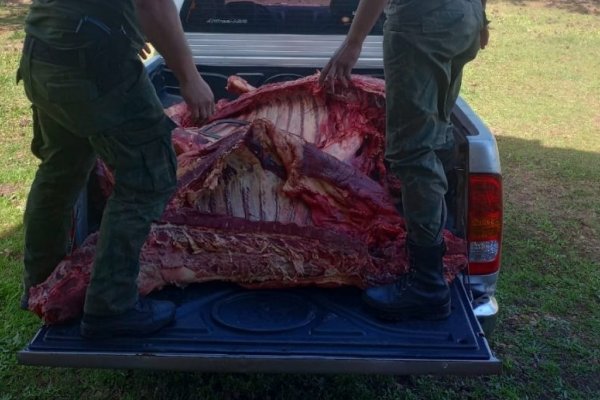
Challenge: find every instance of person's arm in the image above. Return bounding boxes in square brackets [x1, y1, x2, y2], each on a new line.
[319, 0, 387, 91]
[135, 0, 215, 122]
[480, 0, 490, 49]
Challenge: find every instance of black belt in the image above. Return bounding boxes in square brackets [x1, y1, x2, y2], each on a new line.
[25, 35, 85, 67]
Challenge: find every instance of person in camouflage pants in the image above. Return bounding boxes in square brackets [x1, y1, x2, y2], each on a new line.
[19, 0, 214, 338]
[320, 0, 489, 320]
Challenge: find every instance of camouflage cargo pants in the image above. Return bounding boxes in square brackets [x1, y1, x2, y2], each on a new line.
[383, 0, 483, 246]
[19, 37, 177, 315]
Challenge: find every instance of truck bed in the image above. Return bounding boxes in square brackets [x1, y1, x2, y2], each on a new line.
[18, 58, 500, 375]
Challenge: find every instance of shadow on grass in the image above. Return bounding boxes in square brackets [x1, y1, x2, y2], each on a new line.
[494, 0, 600, 15]
[0, 2, 28, 31]
[496, 135, 600, 260]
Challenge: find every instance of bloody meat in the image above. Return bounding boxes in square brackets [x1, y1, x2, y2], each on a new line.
[28, 74, 467, 324]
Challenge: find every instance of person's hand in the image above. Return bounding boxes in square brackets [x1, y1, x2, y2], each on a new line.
[319, 40, 362, 92]
[179, 73, 215, 124]
[480, 25, 490, 50]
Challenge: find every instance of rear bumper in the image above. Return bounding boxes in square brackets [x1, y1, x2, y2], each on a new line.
[462, 272, 500, 337]
[473, 295, 499, 337]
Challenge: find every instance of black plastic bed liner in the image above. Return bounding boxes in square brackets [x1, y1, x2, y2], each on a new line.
[18, 279, 500, 375]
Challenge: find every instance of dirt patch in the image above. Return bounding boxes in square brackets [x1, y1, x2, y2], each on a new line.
[0, 2, 28, 33]
[545, 0, 600, 14]
[0, 183, 20, 198]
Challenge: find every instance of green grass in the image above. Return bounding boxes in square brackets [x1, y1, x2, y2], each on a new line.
[1, 1, 599, 399]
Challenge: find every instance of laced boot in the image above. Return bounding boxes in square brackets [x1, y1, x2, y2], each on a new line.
[80, 297, 176, 339]
[362, 241, 451, 321]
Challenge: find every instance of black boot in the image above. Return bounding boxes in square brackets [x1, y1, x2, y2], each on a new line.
[80, 298, 176, 339]
[362, 241, 450, 321]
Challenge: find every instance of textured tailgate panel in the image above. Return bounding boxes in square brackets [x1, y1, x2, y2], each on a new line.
[19, 280, 499, 374]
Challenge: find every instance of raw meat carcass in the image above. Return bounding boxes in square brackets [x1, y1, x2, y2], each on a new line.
[28, 74, 467, 324]
[168, 74, 388, 181]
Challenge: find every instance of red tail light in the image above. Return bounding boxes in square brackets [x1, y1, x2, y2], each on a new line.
[467, 174, 503, 274]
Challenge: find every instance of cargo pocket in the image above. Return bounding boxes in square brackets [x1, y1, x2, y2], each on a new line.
[111, 135, 176, 195]
[139, 134, 177, 194]
[46, 79, 99, 103]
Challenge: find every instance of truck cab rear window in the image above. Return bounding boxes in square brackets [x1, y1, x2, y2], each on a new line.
[180, 0, 384, 34]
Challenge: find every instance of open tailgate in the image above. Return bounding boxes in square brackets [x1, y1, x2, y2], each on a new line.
[18, 279, 499, 375]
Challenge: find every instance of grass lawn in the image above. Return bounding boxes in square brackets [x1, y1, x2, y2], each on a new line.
[1, 1, 599, 399]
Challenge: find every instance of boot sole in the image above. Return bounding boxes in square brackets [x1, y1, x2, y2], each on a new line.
[80, 311, 176, 339]
[363, 300, 451, 322]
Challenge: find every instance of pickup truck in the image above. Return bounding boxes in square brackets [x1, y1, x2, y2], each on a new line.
[18, 0, 502, 375]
